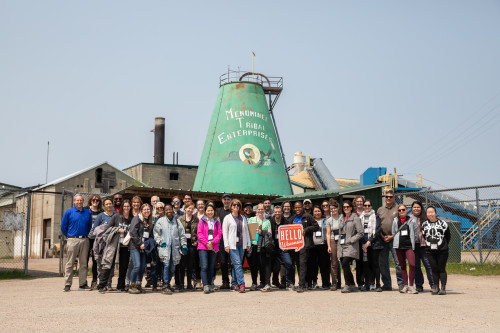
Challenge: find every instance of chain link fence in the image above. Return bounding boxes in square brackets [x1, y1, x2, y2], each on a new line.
[0, 188, 31, 273]
[395, 184, 500, 264]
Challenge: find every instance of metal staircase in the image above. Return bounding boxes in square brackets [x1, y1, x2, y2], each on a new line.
[461, 204, 500, 250]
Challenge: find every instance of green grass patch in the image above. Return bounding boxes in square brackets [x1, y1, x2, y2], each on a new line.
[0, 256, 14, 259]
[0, 270, 30, 280]
[446, 262, 500, 276]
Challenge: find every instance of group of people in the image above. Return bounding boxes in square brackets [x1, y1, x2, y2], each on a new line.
[60, 190, 450, 295]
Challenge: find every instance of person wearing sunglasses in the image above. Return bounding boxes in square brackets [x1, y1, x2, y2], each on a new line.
[176, 201, 199, 291]
[410, 201, 435, 292]
[223, 199, 252, 293]
[392, 204, 419, 294]
[86, 194, 103, 290]
[377, 190, 404, 291]
[338, 200, 363, 293]
[321, 200, 331, 218]
[326, 199, 343, 291]
[353, 195, 366, 291]
[172, 196, 184, 220]
[360, 200, 383, 292]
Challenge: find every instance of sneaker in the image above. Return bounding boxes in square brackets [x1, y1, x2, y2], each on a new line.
[232, 285, 240, 292]
[250, 284, 257, 291]
[381, 285, 392, 291]
[98, 288, 105, 294]
[106, 286, 116, 292]
[63, 285, 71, 292]
[220, 282, 230, 290]
[203, 286, 210, 294]
[438, 286, 446, 295]
[117, 288, 125, 293]
[370, 285, 376, 291]
[257, 284, 265, 290]
[162, 287, 173, 295]
[211, 284, 219, 291]
[187, 284, 194, 291]
[398, 285, 405, 292]
[400, 285, 409, 293]
[90, 281, 97, 290]
[376, 287, 383, 292]
[296, 286, 304, 293]
[349, 286, 359, 292]
[287, 284, 296, 291]
[360, 285, 368, 292]
[195, 281, 203, 290]
[416, 287, 424, 293]
[341, 286, 351, 293]
[312, 282, 319, 289]
[330, 285, 338, 291]
[431, 287, 439, 295]
[128, 284, 140, 294]
[78, 285, 91, 291]
[239, 285, 245, 293]
[261, 284, 272, 292]
[407, 286, 418, 294]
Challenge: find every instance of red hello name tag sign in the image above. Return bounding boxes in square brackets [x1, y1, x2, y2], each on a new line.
[278, 224, 304, 251]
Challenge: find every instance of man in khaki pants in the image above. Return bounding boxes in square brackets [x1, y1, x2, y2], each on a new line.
[61, 194, 92, 292]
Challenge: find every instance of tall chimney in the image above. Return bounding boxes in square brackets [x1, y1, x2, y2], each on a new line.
[154, 117, 165, 164]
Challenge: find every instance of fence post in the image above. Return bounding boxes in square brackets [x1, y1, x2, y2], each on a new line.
[425, 188, 428, 207]
[24, 190, 32, 275]
[476, 188, 483, 264]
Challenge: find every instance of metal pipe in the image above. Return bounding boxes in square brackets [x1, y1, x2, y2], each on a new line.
[24, 190, 32, 275]
[154, 117, 165, 164]
[476, 188, 483, 263]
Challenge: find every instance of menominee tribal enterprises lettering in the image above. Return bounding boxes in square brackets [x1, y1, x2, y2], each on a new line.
[225, 108, 268, 122]
[218, 129, 275, 149]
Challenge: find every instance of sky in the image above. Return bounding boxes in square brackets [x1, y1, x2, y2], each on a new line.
[1, 1, 500, 189]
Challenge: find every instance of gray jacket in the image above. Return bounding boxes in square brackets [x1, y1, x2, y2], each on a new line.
[153, 216, 187, 265]
[392, 216, 418, 250]
[101, 226, 120, 270]
[337, 214, 364, 260]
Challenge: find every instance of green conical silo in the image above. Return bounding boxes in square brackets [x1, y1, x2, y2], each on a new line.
[193, 72, 292, 196]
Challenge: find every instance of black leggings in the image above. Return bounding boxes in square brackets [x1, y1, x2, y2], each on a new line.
[341, 257, 355, 286]
[117, 246, 130, 290]
[362, 247, 381, 287]
[427, 250, 448, 287]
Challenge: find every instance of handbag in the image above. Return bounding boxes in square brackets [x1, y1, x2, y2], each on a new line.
[122, 232, 131, 246]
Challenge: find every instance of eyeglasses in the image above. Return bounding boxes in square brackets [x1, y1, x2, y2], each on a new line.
[385, 195, 394, 199]
[173, 201, 181, 204]
[322, 204, 329, 207]
[232, 204, 241, 207]
[398, 209, 407, 212]
[91, 199, 100, 202]
[156, 207, 164, 210]
[343, 206, 352, 209]
[364, 204, 372, 207]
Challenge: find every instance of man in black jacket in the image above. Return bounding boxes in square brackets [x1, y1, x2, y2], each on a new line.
[289, 201, 319, 293]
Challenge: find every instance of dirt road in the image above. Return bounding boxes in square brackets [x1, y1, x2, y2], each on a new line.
[1, 270, 499, 332]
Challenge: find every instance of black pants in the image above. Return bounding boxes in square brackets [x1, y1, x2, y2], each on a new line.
[271, 249, 282, 286]
[427, 250, 448, 287]
[88, 238, 98, 283]
[218, 237, 230, 284]
[307, 244, 331, 287]
[98, 251, 116, 290]
[362, 247, 381, 287]
[341, 257, 355, 286]
[175, 243, 196, 287]
[290, 249, 308, 287]
[246, 244, 262, 285]
[355, 242, 364, 287]
[145, 248, 159, 288]
[117, 246, 130, 290]
[259, 252, 272, 285]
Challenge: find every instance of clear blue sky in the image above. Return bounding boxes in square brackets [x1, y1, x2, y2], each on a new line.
[1, 1, 499, 189]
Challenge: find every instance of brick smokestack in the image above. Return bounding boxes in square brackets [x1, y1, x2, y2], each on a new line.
[154, 117, 165, 164]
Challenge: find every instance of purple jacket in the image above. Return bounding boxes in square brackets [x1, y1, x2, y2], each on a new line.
[197, 216, 222, 252]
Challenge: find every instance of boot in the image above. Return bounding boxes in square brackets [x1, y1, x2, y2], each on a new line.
[431, 286, 439, 295]
[137, 283, 145, 294]
[438, 284, 446, 295]
[128, 283, 140, 295]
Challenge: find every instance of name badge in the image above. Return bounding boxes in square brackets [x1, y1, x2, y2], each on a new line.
[185, 233, 191, 239]
[315, 231, 322, 237]
[340, 235, 346, 245]
[335, 235, 339, 241]
[431, 243, 438, 250]
[364, 228, 369, 234]
[276, 233, 279, 240]
[236, 237, 240, 242]
[208, 234, 213, 241]
[143, 231, 149, 238]
[401, 229, 408, 237]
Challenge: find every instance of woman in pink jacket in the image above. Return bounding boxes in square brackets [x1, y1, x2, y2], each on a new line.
[197, 204, 222, 294]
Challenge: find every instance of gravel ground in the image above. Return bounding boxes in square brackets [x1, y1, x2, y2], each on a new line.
[1, 260, 500, 332]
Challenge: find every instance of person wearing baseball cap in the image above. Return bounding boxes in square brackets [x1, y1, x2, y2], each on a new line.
[303, 199, 313, 215]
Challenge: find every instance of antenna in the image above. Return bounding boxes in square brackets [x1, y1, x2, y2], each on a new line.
[45, 141, 50, 184]
[252, 51, 256, 81]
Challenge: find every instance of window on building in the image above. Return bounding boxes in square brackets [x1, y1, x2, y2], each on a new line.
[169, 172, 179, 181]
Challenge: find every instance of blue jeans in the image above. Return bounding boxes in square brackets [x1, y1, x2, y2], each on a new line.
[279, 249, 294, 285]
[163, 255, 176, 285]
[414, 245, 434, 289]
[199, 250, 216, 287]
[130, 250, 146, 284]
[230, 246, 245, 287]
[379, 241, 403, 287]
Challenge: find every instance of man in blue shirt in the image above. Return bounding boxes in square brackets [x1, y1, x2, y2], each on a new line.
[61, 193, 92, 292]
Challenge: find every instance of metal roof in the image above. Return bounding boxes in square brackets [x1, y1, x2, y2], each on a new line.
[273, 183, 388, 203]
